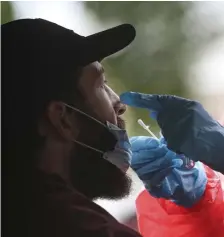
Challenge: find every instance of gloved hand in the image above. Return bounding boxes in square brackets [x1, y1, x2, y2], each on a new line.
[131, 136, 207, 207]
[130, 136, 183, 186]
[120, 92, 224, 174]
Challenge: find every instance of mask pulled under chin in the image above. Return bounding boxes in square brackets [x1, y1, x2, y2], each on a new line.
[64, 103, 132, 173]
[103, 121, 132, 173]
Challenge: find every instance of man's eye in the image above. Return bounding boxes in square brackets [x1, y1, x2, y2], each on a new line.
[101, 84, 107, 89]
[100, 80, 107, 89]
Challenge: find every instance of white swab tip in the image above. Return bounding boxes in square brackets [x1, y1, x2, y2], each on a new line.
[137, 118, 158, 139]
[137, 119, 145, 127]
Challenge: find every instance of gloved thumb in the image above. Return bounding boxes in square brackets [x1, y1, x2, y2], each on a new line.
[120, 92, 192, 112]
[120, 92, 162, 112]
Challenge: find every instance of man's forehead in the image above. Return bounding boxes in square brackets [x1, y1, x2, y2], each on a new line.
[83, 62, 104, 73]
[83, 62, 104, 75]
[78, 61, 106, 90]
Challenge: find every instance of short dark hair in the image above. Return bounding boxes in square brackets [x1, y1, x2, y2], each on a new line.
[3, 47, 85, 237]
[3, 61, 82, 161]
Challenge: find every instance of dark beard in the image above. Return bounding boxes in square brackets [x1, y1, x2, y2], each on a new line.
[70, 146, 132, 200]
[69, 115, 132, 200]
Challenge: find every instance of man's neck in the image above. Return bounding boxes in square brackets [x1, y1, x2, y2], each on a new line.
[37, 139, 72, 182]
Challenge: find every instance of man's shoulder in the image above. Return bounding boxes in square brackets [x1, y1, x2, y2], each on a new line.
[34, 170, 141, 237]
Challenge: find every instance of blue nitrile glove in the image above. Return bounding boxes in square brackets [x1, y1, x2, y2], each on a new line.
[131, 136, 207, 207]
[120, 92, 224, 174]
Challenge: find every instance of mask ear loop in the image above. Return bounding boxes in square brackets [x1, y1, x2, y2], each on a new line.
[72, 139, 104, 154]
[63, 103, 107, 128]
[62, 103, 105, 154]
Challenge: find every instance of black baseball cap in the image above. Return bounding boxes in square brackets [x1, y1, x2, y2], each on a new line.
[2, 18, 135, 78]
[2, 18, 136, 118]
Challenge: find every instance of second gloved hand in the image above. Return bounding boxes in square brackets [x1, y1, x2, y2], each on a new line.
[130, 136, 183, 187]
[131, 136, 207, 207]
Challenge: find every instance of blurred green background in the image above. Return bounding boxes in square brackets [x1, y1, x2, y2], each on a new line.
[2, 1, 224, 222]
[2, 1, 224, 137]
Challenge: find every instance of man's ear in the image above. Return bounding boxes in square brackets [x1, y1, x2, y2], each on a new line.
[45, 101, 79, 141]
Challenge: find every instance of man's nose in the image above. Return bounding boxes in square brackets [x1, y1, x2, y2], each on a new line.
[115, 102, 127, 116]
[109, 86, 127, 115]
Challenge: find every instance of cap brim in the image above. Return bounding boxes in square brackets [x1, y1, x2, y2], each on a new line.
[79, 24, 136, 65]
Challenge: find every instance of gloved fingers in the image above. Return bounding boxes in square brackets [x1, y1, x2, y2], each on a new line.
[138, 166, 174, 185]
[131, 139, 183, 170]
[120, 92, 162, 111]
[130, 136, 160, 151]
[132, 155, 172, 174]
[137, 158, 183, 187]
[139, 157, 182, 174]
[159, 137, 167, 144]
[144, 162, 208, 207]
[149, 167, 174, 186]
[171, 158, 183, 167]
[132, 152, 183, 177]
[164, 150, 184, 167]
[131, 147, 168, 165]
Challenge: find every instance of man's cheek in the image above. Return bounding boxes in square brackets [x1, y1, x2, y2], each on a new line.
[94, 91, 115, 119]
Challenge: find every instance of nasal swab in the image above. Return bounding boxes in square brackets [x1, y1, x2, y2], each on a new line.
[137, 119, 159, 140]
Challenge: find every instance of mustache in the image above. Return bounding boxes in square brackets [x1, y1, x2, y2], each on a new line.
[117, 117, 126, 130]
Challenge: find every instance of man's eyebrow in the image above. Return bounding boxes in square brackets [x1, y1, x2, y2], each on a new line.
[99, 66, 105, 74]
[93, 63, 105, 77]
